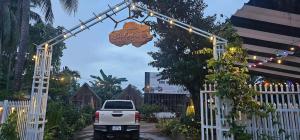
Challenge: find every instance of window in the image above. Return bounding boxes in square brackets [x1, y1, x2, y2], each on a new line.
[104, 101, 133, 109]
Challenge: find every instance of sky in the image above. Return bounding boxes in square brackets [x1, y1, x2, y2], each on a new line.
[50, 0, 248, 90]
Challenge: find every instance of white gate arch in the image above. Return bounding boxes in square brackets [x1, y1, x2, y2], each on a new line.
[25, 0, 227, 139]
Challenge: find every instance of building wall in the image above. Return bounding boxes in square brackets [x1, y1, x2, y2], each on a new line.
[144, 72, 189, 114]
[144, 93, 188, 114]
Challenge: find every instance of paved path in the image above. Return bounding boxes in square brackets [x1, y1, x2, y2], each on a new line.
[73, 122, 171, 140]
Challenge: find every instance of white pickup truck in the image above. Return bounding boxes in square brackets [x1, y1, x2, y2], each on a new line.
[93, 100, 140, 140]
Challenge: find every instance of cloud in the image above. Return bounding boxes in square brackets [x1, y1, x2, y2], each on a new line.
[109, 22, 153, 47]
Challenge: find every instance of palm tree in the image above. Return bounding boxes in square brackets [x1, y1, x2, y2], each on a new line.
[0, 0, 19, 62]
[13, 0, 79, 91]
[0, 0, 20, 91]
[90, 69, 128, 100]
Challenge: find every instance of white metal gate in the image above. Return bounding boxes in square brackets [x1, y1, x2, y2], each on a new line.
[200, 84, 300, 140]
[200, 84, 233, 140]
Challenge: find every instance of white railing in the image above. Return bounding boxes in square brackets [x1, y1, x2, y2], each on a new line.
[200, 84, 300, 140]
[0, 100, 30, 140]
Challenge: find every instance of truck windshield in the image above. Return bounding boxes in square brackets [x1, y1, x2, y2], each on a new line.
[104, 101, 133, 109]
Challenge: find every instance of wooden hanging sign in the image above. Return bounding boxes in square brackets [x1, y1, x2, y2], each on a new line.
[109, 22, 153, 47]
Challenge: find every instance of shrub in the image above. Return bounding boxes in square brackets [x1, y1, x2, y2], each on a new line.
[44, 101, 94, 140]
[157, 116, 201, 139]
[0, 112, 19, 140]
[139, 104, 160, 122]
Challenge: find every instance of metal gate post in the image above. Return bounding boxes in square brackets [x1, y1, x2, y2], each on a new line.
[26, 44, 52, 140]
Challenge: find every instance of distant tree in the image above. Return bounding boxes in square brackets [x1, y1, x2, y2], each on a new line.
[48, 66, 81, 102]
[90, 69, 128, 101]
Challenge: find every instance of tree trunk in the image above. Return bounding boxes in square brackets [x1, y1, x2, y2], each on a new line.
[0, 34, 2, 66]
[0, 0, 4, 66]
[6, 54, 12, 92]
[13, 0, 29, 91]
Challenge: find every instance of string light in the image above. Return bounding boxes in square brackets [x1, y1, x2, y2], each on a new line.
[184, 48, 191, 54]
[258, 62, 263, 65]
[188, 27, 193, 33]
[277, 59, 282, 64]
[253, 55, 257, 60]
[63, 34, 68, 38]
[209, 36, 214, 41]
[131, 5, 136, 10]
[290, 47, 295, 51]
[229, 47, 236, 52]
[80, 25, 84, 30]
[169, 20, 174, 24]
[32, 55, 37, 61]
[264, 82, 270, 86]
[149, 12, 154, 16]
[97, 16, 102, 20]
[60, 77, 65, 81]
[115, 6, 119, 10]
[283, 51, 287, 55]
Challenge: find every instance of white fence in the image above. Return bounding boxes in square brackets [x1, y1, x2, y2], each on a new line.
[200, 84, 300, 140]
[0, 100, 30, 140]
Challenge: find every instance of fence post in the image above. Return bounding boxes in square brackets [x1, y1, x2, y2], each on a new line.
[200, 90, 204, 140]
[215, 96, 222, 140]
[1, 100, 9, 124]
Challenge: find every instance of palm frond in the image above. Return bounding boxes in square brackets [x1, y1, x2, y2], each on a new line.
[39, 0, 54, 23]
[30, 11, 42, 23]
[59, 0, 78, 15]
[100, 69, 109, 80]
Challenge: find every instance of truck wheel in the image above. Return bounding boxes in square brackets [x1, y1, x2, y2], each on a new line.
[94, 131, 106, 140]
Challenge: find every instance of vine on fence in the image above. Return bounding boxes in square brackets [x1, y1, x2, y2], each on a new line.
[200, 39, 285, 139]
[0, 111, 19, 140]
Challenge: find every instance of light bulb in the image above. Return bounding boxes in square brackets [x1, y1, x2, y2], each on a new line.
[290, 47, 295, 51]
[131, 5, 135, 10]
[277, 59, 282, 64]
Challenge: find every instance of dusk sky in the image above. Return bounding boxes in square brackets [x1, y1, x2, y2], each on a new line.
[50, 0, 249, 90]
